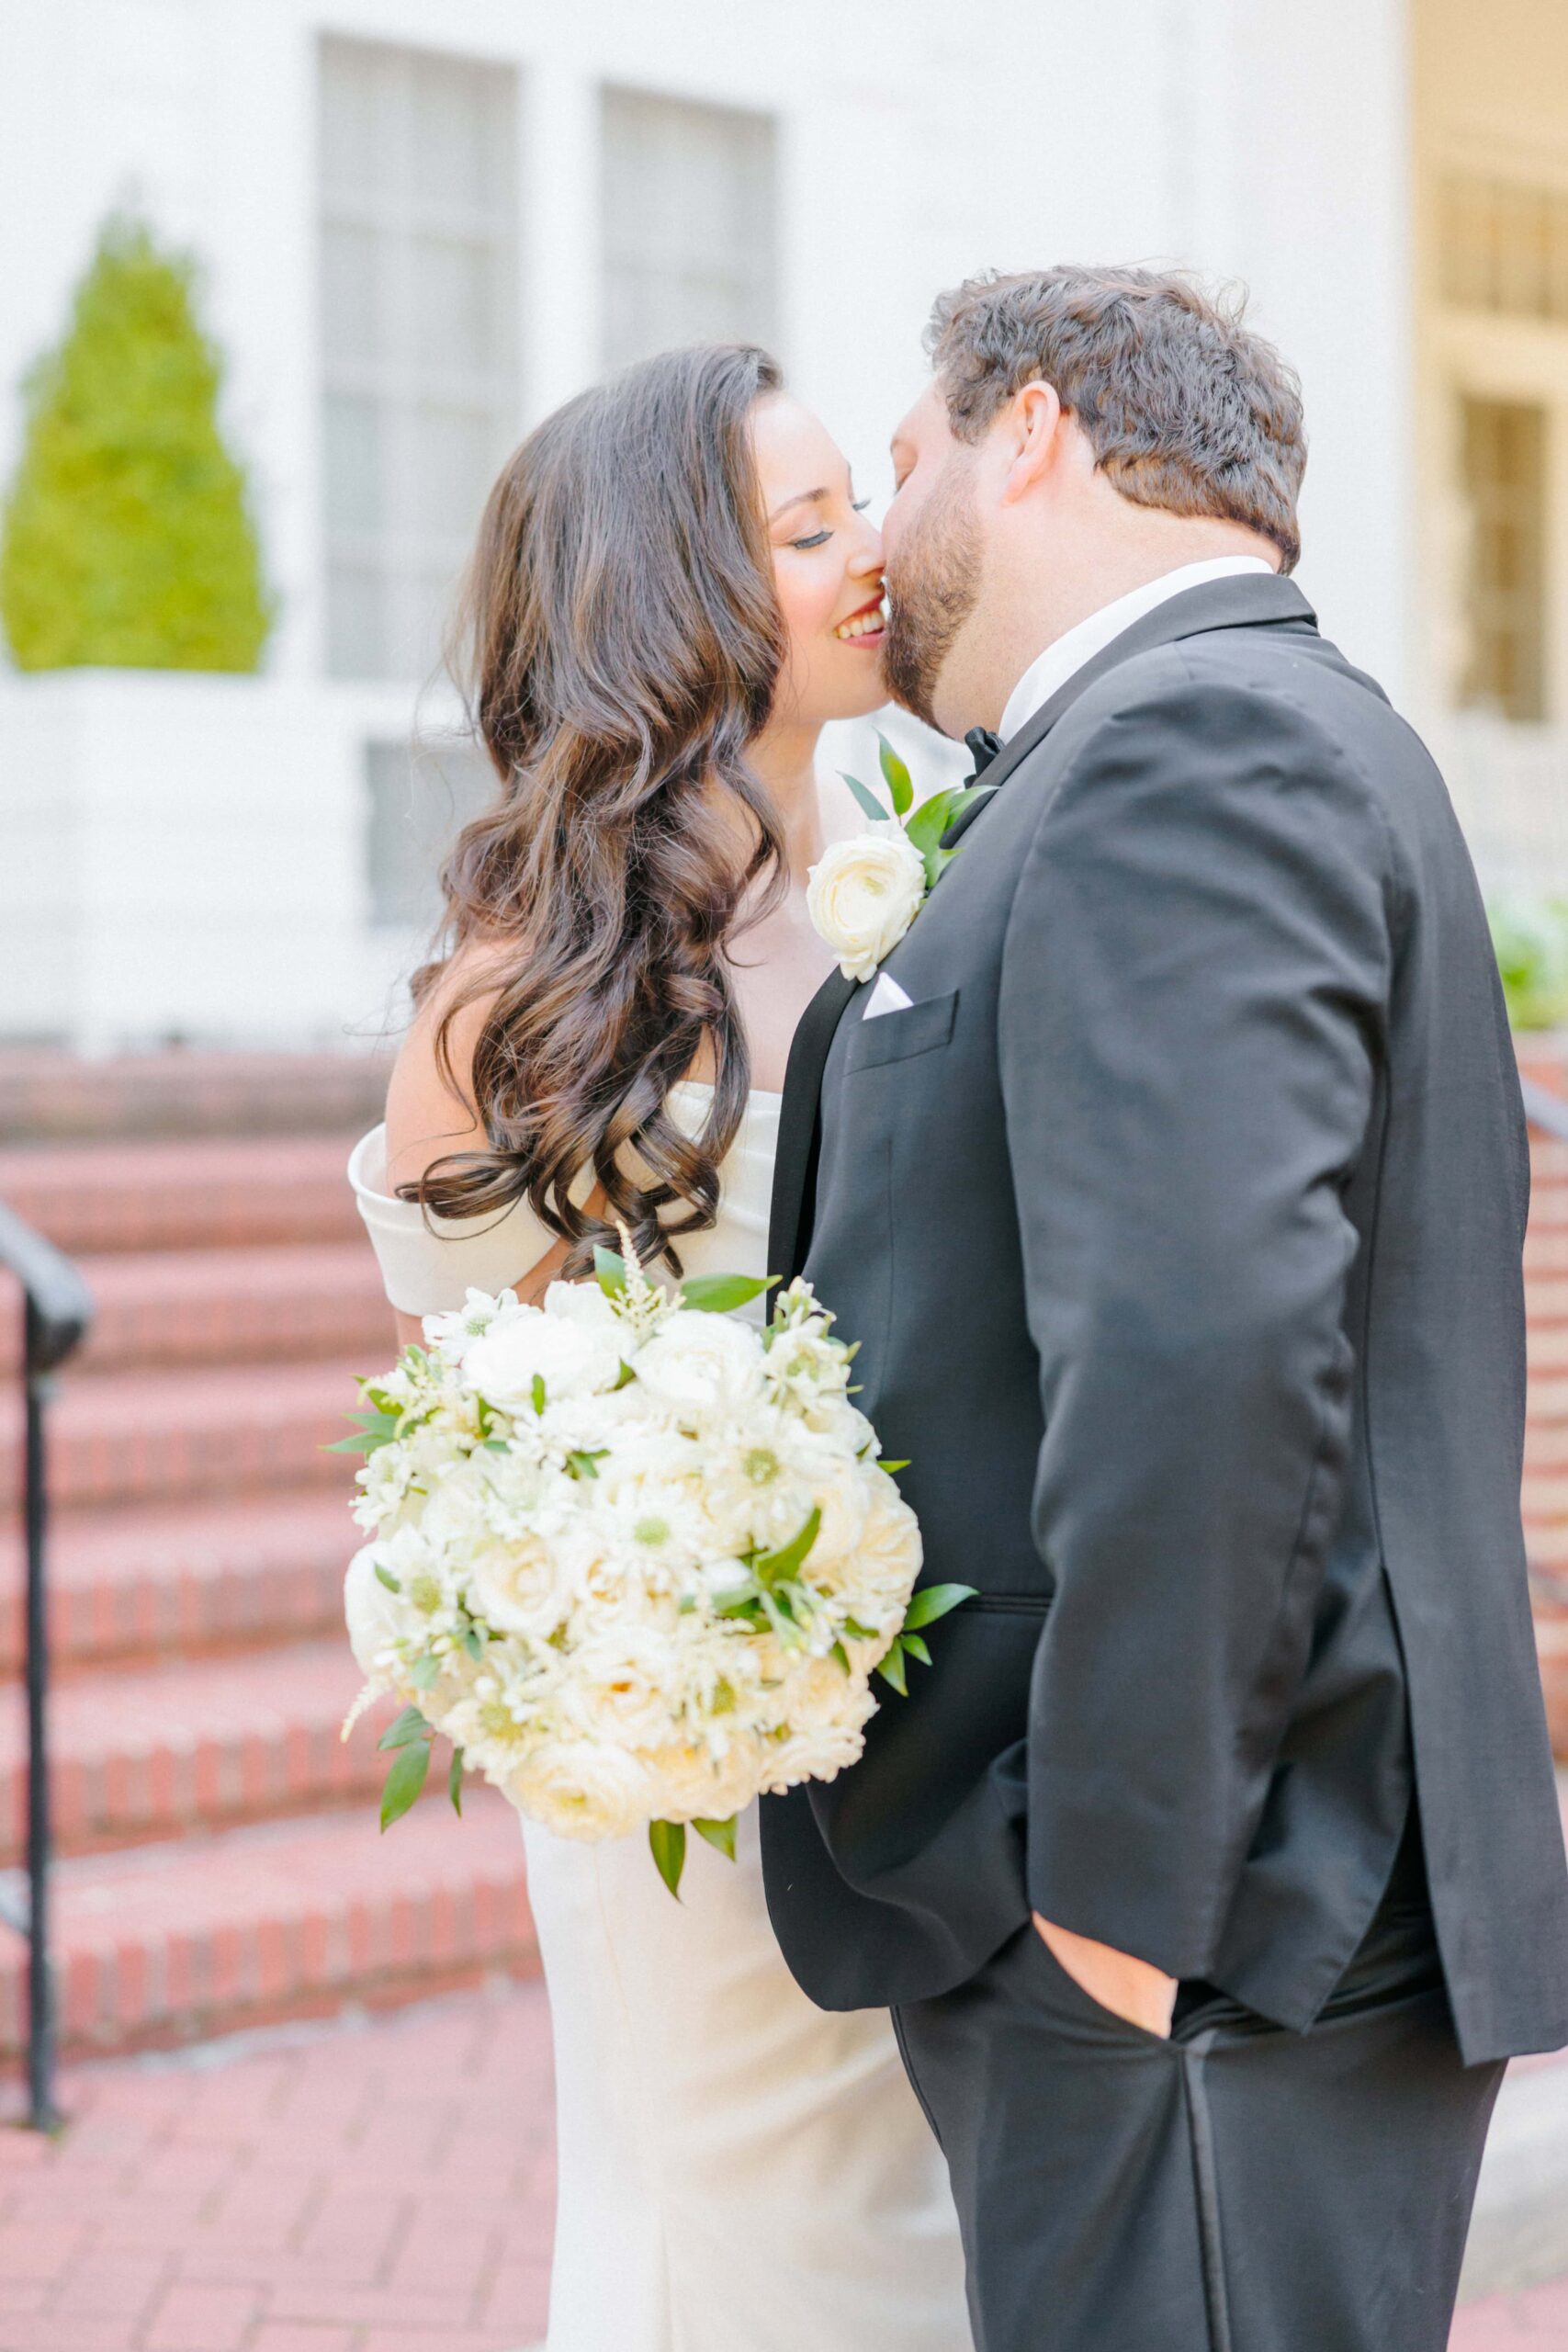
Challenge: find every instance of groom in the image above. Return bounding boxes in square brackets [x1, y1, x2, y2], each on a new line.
[761, 265, 1568, 2350]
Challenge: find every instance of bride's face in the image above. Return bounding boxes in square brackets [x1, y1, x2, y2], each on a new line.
[750, 393, 886, 729]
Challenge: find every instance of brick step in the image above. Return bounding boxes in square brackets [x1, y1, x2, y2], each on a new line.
[0, 1791, 536, 2061]
[1525, 1229, 1568, 1276]
[0, 1358, 365, 1514]
[1, 1242, 395, 1377]
[0, 1639, 386, 1862]
[0, 1488, 354, 1675]
[0, 1048, 391, 1146]
[0, 1135, 367, 1256]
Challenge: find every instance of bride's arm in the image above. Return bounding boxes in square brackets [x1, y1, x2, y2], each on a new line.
[381, 944, 598, 1345]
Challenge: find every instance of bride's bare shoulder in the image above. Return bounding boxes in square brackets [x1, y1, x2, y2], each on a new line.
[384, 932, 523, 1189]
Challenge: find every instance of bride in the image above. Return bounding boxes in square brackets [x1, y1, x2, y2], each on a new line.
[348, 344, 971, 2352]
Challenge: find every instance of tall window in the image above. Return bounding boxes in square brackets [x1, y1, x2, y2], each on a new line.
[1461, 397, 1549, 723]
[318, 39, 519, 681]
[1441, 175, 1568, 327]
[601, 89, 777, 371]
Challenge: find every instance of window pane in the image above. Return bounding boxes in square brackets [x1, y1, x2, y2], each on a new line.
[327, 561, 386, 681]
[365, 737, 498, 931]
[601, 87, 777, 370]
[322, 396, 382, 534]
[1440, 174, 1568, 325]
[1460, 396, 1548, 724]
[321, 223, 385, 369]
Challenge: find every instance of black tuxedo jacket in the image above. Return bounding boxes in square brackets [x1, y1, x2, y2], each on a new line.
[759, 574, 1568, 2066]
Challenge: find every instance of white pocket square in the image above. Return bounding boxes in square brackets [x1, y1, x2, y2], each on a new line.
[863, 971, 914, 1020]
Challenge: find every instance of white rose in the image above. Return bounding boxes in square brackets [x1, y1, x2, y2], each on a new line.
[344, 1542, 412, 1679]
[465, 1305, 623, 1411]
[468, 1528, 581, 1642]
[631, 1310, 766, 1419]
[844, 1464, 924, 1611]
[807, 829, 928, 983]
[507, 1737, 659, 1842]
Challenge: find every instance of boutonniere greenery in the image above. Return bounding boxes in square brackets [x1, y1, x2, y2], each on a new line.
[807, 734, 988, 984]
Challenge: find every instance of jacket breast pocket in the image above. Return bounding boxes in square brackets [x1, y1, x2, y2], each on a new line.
[845, 988, 959, 1075]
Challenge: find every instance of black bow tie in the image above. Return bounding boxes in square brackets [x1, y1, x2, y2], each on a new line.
[964, 727, 1004, 778]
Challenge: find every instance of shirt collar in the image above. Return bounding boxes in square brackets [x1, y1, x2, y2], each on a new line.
[997, 556, 1278, 743]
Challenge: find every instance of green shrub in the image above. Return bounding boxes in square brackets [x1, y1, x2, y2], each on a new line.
[1488, 894, 1568, 1031]
[0, 213, 272, 671]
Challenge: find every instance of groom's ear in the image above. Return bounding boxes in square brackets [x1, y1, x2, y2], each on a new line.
[998, 379, 1067, 507]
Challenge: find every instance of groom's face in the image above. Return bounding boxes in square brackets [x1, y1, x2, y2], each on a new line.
[882, 382, 983, 735]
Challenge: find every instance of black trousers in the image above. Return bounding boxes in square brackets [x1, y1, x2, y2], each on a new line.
[892, 1830, 1504, 2352]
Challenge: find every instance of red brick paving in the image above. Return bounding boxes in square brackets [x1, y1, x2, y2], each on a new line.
[0, 1966, 1562, 2349]
[0, 1979, 552, 2352]
[1453, 2275, 1568, 2346]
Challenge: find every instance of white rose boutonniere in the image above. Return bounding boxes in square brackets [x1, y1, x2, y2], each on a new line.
[807, 829, 928, 984]
[809, 733, 989, 984]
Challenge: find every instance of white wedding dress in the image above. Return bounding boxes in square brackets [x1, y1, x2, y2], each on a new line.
[349, 1082, 971, 2352]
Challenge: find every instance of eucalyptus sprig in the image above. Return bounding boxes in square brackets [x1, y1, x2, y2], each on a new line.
[839, 731, 990, 892]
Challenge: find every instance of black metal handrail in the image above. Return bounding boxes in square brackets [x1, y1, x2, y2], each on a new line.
[0, 1200, 93, 2130]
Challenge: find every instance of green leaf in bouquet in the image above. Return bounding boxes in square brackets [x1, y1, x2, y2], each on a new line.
[759, 1590, 806, 1649]
[900, 1633, 932, 1667]
[693, 1815, 738, 1863]
[380, 1735, 431, 1830]
[463, 1626, 486, 1661]
[829, 1640, 852, 1674]
[712, 1579, 761, 1621]
[649, 1818, 687, 1898]
[753, 1506, 822, 1587]
[567, 1450, 609, 1479]
[877, 732, 915, 818]
[448, 1743, 465, 1815]
[324, 1408, 400, 1456]
[839, 768, 890, 824]
[409, 1652, 441, 1690]
[842, 1616, 878, 1641]
[875, 1637, 910, 1697]
[877, 1460, 910, 1476]
[531, 1373, 547, 1416]
[373, 1564, 402, 1594]
[903, 1582, 978, 1631]
[613, 1360, 637, 1389]
[378, 1704, 429, 1752]
[594, 1247, 628, 1296]
[678, 1272, 775, 1314]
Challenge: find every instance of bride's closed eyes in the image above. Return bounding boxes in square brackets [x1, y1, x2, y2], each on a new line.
[790, 498, 872, 551]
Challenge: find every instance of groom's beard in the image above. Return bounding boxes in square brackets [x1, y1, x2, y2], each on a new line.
[884, 459, 983, 733]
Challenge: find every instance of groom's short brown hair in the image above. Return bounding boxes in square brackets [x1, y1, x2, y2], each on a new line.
[926, 266, 1306, 571]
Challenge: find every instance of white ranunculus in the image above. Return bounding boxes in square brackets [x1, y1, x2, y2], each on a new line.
[465, 1306, 624, 1411]
[631, 1310, 766, 1419]
[423, 1284, 523, 1367]
[508, 1737, 658, 1842]
[807, 828, 928, 984]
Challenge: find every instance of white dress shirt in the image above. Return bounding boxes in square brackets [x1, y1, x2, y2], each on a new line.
[998, 555, 1276, 742]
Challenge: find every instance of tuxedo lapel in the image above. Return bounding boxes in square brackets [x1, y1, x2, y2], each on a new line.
[767, 965, 860, 1286]
[769, 574, 1319, 1285]
[941, 573, 1317, 854]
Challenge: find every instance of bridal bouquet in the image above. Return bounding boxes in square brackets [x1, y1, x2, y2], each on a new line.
[336, 1241, 969, 1893]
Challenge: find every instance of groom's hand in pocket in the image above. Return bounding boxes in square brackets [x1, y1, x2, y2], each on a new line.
[1033, 1914, 1178, 2038]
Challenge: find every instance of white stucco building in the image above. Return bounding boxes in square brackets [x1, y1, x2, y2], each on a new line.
[0, 0, 1561, 1047]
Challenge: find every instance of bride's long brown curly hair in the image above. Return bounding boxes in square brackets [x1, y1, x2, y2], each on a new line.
[401, 343, 788, 1274]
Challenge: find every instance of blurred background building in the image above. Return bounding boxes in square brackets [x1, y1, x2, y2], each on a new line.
[0, 0, 1562, 1049]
